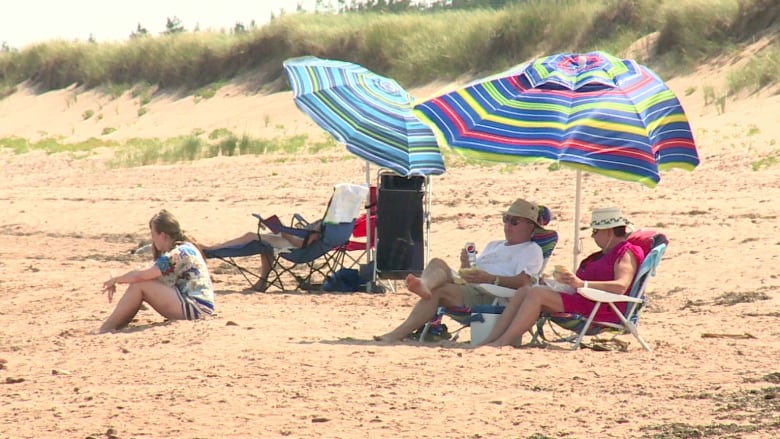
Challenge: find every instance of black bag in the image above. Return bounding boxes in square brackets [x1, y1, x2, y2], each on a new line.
[323, 268, 364, 292]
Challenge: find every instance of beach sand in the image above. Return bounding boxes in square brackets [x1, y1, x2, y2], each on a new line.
[1, 56, 780, 438]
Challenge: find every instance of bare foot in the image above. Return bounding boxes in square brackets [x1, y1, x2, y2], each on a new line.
[252, 278, 269, 292]
[372, 335, 401, 344]
[405, 274, 432, 300]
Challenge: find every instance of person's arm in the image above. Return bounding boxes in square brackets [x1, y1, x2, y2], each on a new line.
[460, 269, 533, 288]
[572, 250, 639, 294]
[460, 241, 539, 288]
[281, 220, 322, 248]
[102, 265, 163, 303]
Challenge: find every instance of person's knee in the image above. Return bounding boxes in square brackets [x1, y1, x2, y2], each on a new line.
[434, 284, 465, 306]
[528, 286, 560, 307]
[428, 258, 449, 269]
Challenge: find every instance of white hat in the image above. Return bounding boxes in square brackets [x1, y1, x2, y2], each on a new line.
[587, 207, 631, 230]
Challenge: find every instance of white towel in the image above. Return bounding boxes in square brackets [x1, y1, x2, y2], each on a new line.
[324, 183, 369, 224]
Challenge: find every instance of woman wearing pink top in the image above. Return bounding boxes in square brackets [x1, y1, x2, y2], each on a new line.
[479, 207, 645, 348]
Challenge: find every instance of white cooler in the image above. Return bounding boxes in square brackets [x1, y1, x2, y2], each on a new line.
[469, 305, 505, 346]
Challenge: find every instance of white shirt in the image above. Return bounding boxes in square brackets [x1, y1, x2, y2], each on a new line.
[476, 240, 544, 278]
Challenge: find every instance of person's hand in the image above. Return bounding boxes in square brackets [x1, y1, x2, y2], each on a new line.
[459, 247, 470, 266]
[102, 277, 117, 303]
[461, 269, 489, 284]
[554, 269, 580, 288]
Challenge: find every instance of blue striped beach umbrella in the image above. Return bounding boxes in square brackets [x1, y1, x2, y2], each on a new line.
[283, 56, 445, 177]
[413, 51, 699, 267]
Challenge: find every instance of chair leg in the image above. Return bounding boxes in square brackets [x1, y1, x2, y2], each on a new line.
[573, 304, 601, 350]
[529, 317, 547, 346]
[608, 303, 652, 351]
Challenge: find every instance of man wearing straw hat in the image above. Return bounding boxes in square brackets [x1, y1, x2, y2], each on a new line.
[375, 198, 545, 343]
[478, 206, 645, 347]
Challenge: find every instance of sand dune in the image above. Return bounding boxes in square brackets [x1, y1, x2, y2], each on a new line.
[1, 56, 780, 438]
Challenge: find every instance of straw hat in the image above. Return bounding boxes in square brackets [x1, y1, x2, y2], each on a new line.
[586, 206, 631, 230]
[502, 198, 540, 226]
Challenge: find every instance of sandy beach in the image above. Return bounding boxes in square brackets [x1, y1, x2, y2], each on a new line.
[1, 52, 780, 438]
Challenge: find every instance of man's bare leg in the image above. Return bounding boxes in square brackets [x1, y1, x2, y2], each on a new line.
[375, 282, 466, 343]
[405, 258, 452, 300]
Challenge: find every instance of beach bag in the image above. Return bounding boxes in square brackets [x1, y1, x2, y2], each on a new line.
[324, 268, 364, 292]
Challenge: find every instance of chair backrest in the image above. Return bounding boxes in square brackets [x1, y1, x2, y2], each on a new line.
[323, 183, 370, 225]
[532, 205, 558, 274]
[622, 230, 669, 321]
[345, 213, 377, 250]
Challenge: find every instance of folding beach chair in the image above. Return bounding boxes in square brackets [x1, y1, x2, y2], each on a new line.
[205, 183, 369, 292]
[535, 229, 668, 351]
[416, 205, 559, 342]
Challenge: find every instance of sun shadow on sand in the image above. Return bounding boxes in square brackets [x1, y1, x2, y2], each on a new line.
[315, 337, 473, 349]
[214, 287, 382, 296]
[114, 320, 175, 334]
[315, 337, 574, 351]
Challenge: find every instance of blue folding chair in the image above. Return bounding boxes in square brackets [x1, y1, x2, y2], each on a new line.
[206, 183, 368, 292]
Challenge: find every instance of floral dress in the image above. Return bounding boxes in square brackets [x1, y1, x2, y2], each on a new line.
[155, 242, 215, 319]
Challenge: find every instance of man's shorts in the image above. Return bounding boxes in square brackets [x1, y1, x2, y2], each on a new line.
[462, 284, 499, 308]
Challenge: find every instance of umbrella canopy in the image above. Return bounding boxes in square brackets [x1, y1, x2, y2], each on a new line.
[413, 51, 697, 187]
[413, 51, 699, 268]
[283, 56, 445, 177]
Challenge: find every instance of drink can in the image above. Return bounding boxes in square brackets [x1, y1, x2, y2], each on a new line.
[465, 242, 477, 268]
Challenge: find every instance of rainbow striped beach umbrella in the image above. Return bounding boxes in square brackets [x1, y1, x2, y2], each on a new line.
[413, 51, 699, 267]
[283, 56, 445, 177]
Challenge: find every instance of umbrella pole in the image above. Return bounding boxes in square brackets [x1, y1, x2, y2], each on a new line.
[365, 161, 373, 293]
[573, 170, 582, 272]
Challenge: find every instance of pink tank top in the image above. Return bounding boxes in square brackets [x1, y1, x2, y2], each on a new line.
[575, 240, 644, 293]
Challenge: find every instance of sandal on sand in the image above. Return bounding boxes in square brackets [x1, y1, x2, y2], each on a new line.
[409, 324, 451, 342]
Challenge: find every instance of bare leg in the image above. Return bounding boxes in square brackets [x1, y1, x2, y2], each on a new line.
[252, 250, 274, 292]
[260, 233, 295, 248]
[206, 232, 294, 251]
[98, 280, 186, 333]
[404, 258, 452, 300]
[376, 282, 466, 342]
[478, 287, 528, 346]
[203, 232, 257, 251]
[488, 287, 564, 347]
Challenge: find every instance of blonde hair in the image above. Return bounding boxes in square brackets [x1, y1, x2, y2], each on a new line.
[148, 209, 205, 260]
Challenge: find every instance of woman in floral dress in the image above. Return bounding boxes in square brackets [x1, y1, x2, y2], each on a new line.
[98, 209, 214, 333]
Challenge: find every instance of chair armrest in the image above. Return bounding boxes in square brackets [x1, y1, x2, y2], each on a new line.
[478, 284, 517, 298]
[577, 287, 642, 304]
[292, 213, 310, 228]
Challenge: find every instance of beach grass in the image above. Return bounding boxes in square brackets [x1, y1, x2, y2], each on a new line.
[0, 0, 778, 165]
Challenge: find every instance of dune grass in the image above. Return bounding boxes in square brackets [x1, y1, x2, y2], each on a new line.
[106, 131, 340, 167]
[1, 0, 776, 93]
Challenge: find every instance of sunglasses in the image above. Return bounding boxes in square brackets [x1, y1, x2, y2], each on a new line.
[503, 215, 530, 226]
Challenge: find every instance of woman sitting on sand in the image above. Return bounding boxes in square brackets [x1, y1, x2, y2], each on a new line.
[478, 206, 645, 347]
[98, 209, 214, 333]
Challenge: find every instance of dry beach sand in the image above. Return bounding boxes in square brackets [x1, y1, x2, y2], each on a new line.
[1, 52, 780, 438]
